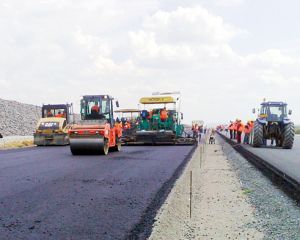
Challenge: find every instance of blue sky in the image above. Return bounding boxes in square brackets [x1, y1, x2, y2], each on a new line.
[0, 0, 299, 124]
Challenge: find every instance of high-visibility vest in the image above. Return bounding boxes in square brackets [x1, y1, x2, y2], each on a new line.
[244, 125, 250, 134]
[160, 110, 168, 121]
[238, 123, 244, 132]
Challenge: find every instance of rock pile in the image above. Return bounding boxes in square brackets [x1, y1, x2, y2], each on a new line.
[0, 98, 41, 136]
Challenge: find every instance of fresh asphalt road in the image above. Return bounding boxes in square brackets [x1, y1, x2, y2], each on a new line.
[0, 145, 194, 240]
[244, 135, 300, 183]
[222, 132, 300, 183]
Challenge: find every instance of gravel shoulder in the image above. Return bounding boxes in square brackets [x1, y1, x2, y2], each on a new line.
[149, 138, 263, 239]
[219, 135, 300, 239]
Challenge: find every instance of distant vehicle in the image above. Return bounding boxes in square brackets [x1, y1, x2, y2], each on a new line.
[34, 104, 74, 146]
[135, 94, 196, 145]
[249, 101, 294, 149]
[114, 109, 140, 144]
[68, 95, 122, 155]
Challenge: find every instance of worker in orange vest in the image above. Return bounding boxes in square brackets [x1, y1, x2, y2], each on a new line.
[124, 121, 131, 130]
[233, 120, 238, 139]
[236, 120, 244, 143]
[243, 122, 251, 144]
[55, 111, 64, 118]
[160, 108, 168, 121]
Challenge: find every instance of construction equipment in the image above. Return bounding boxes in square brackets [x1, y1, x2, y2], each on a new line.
[114, 109, 140, 144]
[135, 93, 196, 145]
[34, 104, 74, 146]
[69, 95, 122, 155]
[250, 101, 295, 149]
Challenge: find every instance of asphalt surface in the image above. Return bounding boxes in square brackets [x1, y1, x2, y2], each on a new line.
[222, 132, 300, 183]
[0, 145, 194, 240]
[244, 135, 300, 183]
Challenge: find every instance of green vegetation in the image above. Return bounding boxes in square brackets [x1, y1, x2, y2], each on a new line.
[242, 188, 254, 195]
[296, 126, 300, 135]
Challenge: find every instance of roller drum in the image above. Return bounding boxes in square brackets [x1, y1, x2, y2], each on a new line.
[70, 137, 107, 155]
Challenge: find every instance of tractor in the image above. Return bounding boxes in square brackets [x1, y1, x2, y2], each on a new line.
[250, 101, 295, 149]
[34, 104, 74, 146]
[68, 95, 122, 155]
[135, 94, 196, 145]
[114, 109, 140, 144]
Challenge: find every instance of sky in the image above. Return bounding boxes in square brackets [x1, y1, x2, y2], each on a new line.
[0, 0, 299, 125]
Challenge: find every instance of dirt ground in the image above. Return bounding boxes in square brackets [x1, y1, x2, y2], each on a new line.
[149, 138, 264, 240]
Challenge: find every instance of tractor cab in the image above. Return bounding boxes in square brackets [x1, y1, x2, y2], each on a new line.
[258, 102, 289, 122]
[80, 95, 117, 126]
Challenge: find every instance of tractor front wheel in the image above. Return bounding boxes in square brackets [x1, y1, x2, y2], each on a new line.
[253, 121, 264, 148]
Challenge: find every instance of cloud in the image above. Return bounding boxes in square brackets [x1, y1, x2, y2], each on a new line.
[0, 1, 299, 124]
[215, 0, 245, 7]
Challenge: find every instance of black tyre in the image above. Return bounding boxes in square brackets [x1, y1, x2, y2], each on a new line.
[253, 121, 264, 147]
[282, 122, 295, 149]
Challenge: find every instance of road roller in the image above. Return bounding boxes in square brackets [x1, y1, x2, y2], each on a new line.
[69, 95, 122, 155]
[34, 104, 74, 146]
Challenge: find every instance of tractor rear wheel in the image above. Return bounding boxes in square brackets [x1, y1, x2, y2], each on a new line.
[253, 121, 264, 147]
[282, 122, 295, 149]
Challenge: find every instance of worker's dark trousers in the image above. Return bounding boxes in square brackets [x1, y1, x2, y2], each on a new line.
[243, 134, 249, 144]
[229, 130, 233, 139]
[233, 131, 237, 139]
[237, 131, 242, 143]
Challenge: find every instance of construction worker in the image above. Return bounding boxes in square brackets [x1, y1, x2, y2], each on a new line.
[243, 122, 251, 144]
[47, 110, 54, 117]
[55, 111, 64, 118]
[91, 102, 100, 114]
[160, 108, 168, 121]
[233, 119, 239, 139]
[228, 121, 234, 139]
[124, 121, 131, 130]
[236, 120, 244, 144]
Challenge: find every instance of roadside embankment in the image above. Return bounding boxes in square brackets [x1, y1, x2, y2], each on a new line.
[149, 138, 263, 239]
[0, 98, 41, 136]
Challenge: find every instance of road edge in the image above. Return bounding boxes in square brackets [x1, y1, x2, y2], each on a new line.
[125, 144, 197, 240]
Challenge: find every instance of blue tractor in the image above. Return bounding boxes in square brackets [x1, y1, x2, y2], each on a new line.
[250, 101, 294, 149]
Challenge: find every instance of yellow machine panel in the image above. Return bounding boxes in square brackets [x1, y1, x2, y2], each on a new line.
[139, 96, 175, 104]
